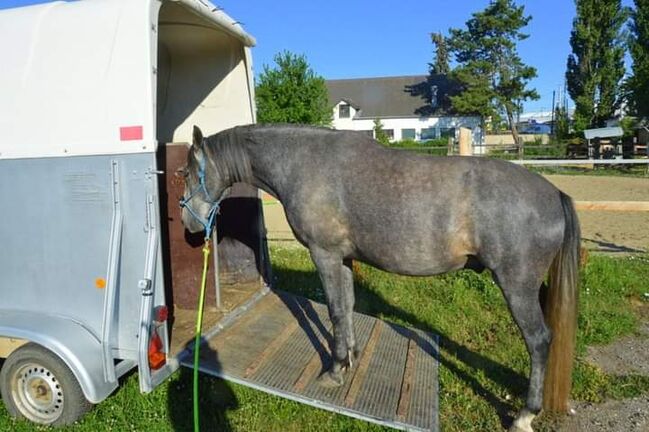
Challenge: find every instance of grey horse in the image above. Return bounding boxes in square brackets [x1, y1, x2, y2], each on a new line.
[180, 124, 580, 432]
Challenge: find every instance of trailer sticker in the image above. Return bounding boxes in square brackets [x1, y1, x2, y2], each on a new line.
[120, 126, 143, 141]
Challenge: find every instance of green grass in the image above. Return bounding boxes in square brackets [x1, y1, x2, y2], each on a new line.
[1, 247, 648, 431]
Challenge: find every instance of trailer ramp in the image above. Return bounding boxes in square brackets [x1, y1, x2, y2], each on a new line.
[180, 290, 439, 431]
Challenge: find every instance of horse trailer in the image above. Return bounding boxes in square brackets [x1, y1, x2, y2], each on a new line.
[0, 1, 439, 430]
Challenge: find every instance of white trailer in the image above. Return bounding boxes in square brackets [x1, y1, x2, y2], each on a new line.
[0, 0, 260, 425]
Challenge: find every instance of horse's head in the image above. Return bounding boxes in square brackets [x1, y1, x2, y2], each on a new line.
[179, 126, 227, 235]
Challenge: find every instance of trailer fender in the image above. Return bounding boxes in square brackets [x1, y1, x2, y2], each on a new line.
[0, 310, 118, 404]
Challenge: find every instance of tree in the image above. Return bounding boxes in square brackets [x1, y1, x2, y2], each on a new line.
[429, 32, 450, 75]
[553, 106, 571, 139]
[566, 0, 628, 131]
[255, 51, 331, 125]
[373, 119, 390, 145]
[627, 0, 649, 121]
[446, 0, 539, 144]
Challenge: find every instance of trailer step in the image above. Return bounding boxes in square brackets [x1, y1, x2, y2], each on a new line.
[180, 290, 439, 431]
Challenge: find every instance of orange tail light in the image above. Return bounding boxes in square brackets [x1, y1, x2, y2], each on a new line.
[148, 329, 166, 370]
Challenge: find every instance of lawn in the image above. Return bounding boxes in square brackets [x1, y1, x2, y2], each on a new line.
[1, 246, 648, 431]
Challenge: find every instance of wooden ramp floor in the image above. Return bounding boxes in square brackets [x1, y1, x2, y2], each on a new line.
[180, 290, 439, 431]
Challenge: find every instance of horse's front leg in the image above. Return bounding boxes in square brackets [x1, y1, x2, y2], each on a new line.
[309, 246, 354, 387]
[342, 259, 358, 362]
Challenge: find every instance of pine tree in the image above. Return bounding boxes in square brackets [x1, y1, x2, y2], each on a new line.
[255, 51, 332, 125]
[627, 0, 649, 121]
[566, 0, 628, 131]
[446, 0, 539, 144]
[429, 32, 450, 75]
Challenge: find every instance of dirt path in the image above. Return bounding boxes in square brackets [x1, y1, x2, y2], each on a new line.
[555, 329, 649, 431]
[544, 175, 649, 253]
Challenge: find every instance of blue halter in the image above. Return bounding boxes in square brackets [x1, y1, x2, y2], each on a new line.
[179, 156, 220, 239]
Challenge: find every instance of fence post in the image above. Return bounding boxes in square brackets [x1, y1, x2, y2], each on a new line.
[459, 127, 472, 156]
[447, 137, 454, 156]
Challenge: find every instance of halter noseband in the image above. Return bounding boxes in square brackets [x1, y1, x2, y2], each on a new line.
[179, 155, 221, 239]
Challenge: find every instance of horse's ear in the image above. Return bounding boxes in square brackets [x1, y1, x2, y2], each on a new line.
[192, 125, 204, 149]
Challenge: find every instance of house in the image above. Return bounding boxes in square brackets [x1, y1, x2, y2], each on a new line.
[325, 75, 483, 152]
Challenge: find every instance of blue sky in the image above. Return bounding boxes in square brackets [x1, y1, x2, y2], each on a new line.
[2, 0, 635, 113]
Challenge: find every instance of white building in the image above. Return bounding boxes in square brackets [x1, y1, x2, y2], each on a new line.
[326, 75, 483, 151]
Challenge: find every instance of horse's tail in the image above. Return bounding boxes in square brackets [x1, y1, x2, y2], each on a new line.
[543, 191, 581, 411]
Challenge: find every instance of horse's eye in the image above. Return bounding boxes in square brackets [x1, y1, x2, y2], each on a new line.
[176, 167, 189, 178]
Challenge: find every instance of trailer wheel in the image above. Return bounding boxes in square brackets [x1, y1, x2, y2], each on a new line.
[0, 343, 92, 426]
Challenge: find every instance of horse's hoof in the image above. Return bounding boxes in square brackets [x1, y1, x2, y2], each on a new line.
[509, 408, 536, 432]
[316, 371, 345, 388]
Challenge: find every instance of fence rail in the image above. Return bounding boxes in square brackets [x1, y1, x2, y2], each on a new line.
[509, 158, 649, 166]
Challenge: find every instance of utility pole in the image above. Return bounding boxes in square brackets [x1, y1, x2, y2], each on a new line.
[551, 90, 556, 136]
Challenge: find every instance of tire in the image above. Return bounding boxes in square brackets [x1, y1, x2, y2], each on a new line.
[0, 343, 92, 426]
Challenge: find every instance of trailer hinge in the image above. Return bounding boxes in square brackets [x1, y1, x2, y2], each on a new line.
[138, 279, 153, 296]
[145, 168, 164, 179]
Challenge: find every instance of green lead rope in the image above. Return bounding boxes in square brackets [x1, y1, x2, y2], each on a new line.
[193, 239, 212, 432]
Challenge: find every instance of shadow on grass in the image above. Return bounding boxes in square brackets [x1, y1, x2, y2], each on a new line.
[272, 266, 527, 429]
[168, 340, 238, 432]
[582, 237, 646, 254]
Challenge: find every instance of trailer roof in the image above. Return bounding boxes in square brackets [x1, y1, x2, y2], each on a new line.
[0, 0, 255, 160]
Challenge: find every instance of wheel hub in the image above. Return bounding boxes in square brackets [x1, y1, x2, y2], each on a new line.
[11, 363, 64, 423]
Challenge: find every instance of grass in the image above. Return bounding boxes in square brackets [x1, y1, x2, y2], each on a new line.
[1, 247, 648, 431]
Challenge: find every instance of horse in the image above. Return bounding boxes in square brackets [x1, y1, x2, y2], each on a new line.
[179, 124, 580, 432]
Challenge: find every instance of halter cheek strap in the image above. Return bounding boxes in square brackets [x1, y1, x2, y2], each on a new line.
[179, 156, 221, 239]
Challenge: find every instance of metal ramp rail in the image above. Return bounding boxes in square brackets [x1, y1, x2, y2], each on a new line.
[179, 290, 439, 431]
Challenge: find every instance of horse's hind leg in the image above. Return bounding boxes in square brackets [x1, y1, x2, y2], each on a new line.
[493, 268, 551, 432]
[309, 246, 354, 387]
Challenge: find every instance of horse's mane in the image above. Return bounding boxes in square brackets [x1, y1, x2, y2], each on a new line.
[204, 128, 253, 184]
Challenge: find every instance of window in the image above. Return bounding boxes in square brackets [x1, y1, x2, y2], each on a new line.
[360, 130, 373, 137]
[401, 128, 416, 140]
[384, 129, 394, 140]
[338, 104, 350, 119]
[439, 128, 455, 138]
[420, 127, 437, 140]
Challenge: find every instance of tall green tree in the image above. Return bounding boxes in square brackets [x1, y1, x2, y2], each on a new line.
[627, 0, 649, 121]
[429, 32, 450, 75]
[566, 0, 628, 131]
[446, 0, 539, 144]
[255, 51, 331, 125]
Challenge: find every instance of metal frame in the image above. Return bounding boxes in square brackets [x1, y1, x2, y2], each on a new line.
[101, 160, 123, 384]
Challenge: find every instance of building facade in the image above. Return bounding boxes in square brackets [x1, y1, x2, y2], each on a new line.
[326, 75, 483, 152]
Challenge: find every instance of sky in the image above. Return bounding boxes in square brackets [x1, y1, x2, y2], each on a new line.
[1, 0, 636, 114]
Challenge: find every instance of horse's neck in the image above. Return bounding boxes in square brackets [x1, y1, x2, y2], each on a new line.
[240, 132, 288, 201]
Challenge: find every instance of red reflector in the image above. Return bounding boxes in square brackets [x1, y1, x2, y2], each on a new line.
[120, 126, 143, 141]
[148, 330, 166, 370]
[154, 305, 168, 322]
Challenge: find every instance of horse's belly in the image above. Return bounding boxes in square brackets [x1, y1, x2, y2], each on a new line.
[356, 248, 469, 277]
